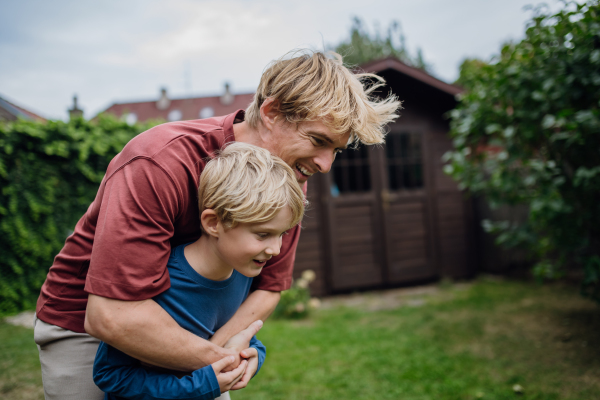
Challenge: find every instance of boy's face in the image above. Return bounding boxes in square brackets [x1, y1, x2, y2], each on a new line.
[265, 119, 350, 184]
[216, 207, 293, 278]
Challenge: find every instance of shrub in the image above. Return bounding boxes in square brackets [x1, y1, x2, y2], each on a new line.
[444, 1, 600, 301]
[273, 270, 321, 319]
[0, 115, 160, 315]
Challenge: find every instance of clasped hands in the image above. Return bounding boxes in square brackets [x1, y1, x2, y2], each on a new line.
[210, 320, 263, 393]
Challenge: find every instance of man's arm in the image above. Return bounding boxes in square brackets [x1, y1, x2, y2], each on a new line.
[85, 294, 261, 371]
[209, 290, 280, 347]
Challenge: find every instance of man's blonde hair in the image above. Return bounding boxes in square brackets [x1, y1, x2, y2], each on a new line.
[198, 142, 305, 230]
[245, 50, 401, 146]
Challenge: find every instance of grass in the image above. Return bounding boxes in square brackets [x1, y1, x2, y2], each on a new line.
[1, 277, 599, 400]
[0, 323, 44, 399]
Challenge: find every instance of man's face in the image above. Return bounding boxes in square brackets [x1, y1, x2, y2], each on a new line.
[264, 118, 350, 184]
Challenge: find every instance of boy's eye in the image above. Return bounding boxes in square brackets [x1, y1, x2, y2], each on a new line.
[256, 233, 268, 239]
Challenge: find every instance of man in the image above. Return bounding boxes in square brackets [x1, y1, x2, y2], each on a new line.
[34, 50, 400, 400]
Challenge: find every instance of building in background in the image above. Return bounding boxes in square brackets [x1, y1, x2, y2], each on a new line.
[99, 60, 474, 295]
[68, 95, 84, 120]
[100, 83, 253, 124]
[0, 94, 46, 122]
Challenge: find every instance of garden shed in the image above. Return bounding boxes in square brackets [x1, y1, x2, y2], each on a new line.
[293, 57, 476, 296]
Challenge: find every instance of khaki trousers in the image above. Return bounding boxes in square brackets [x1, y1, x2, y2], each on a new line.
[34, 316, 104, 400]
[33, 316, 231, 400]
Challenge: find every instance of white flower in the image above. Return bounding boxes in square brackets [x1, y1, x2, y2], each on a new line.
[294, 302, 305, 313]
[308, 297, 321, 309]
[301, 269, 316, 282]
[296, 278, 309, 289]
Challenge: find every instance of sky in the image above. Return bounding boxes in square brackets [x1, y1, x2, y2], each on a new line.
[0, 0, 567, 120]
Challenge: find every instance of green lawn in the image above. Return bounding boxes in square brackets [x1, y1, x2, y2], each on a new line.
[0, 322, 44, 399]
[2, 278, 599, 400]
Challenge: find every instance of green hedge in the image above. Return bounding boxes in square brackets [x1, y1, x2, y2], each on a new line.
[0, 115, 160, 315]
[445, 1, 600, 301]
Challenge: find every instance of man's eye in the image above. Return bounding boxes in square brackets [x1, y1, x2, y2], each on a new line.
[256, 233, 268, 239]
[311, 137, 324, 146]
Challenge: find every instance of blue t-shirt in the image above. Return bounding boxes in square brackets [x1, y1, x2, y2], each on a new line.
[93, 243, 266, 400]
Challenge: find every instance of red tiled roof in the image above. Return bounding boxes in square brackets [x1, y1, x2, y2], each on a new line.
[11, 102, 47, 122]
[0, 95, 47, 122]
[101, 93, 255, 122]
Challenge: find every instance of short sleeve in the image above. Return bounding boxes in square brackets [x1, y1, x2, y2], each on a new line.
[85, 159, 180, 300]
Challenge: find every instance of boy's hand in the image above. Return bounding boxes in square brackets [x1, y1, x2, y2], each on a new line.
[212, 356, 248, 393]
[230, 347, 259, 390]
[222, 320, 263, 352]
[220, 320, 263, 370]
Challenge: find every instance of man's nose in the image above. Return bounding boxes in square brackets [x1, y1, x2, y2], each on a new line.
[314, 150, 336, 174]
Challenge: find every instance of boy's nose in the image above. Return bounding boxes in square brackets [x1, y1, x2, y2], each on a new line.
[265, 237, 282, 257]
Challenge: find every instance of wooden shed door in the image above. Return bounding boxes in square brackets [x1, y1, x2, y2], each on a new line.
[326, 146, 386, 291]
[376, 130, 435, 283]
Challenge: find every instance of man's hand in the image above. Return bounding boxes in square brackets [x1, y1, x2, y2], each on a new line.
[231, 347, 259, 390]
[212, 356, 248, 393]
[221, 320, 263, 371]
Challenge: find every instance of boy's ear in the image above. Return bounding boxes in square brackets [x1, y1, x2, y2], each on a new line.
[200, 209, 220, 238]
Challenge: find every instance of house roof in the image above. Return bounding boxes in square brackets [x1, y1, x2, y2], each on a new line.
[0, 95, 47, 122]
[101, 89, 254, 123]
[359, 56, 463, 97]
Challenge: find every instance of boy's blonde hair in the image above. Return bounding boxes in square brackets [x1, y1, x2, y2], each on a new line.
[198, 142, 305, 230]
[245, 50, 401, 146]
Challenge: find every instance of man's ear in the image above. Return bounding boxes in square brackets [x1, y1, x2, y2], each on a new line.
[259, 97, 279, 131]
[200, 209, 220, 238]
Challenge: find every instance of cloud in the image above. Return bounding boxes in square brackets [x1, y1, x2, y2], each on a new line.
[1, 0, 579, 119]
[99, 0, 292, 69]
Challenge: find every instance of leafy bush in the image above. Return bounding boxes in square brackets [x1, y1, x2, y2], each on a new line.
[0, 115, 160, 315]
[444, 1, 600, 301]
[273, 270, 321, 319]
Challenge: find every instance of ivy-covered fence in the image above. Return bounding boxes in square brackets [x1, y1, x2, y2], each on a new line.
[0, 116, 160, 315]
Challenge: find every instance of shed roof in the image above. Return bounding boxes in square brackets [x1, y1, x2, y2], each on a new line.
[359, 56, 463, 97]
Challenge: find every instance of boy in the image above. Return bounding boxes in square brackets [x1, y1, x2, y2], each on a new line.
[93, 142, 306, 400]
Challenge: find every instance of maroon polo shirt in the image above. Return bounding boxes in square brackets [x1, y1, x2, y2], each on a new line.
[36, 110, 300, 333]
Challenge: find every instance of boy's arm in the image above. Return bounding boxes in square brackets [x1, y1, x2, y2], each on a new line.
[249, 335, 266, 376]
[210, 290, 280, 347]
[93, 342, 244, 400]
[85, 295, 262, 371]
